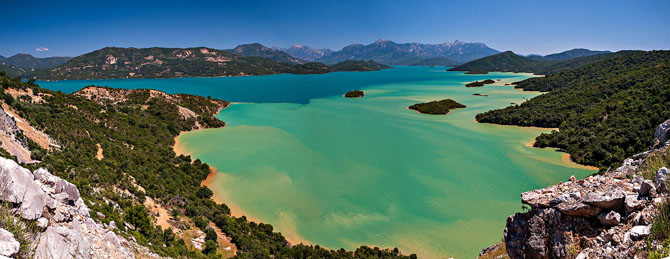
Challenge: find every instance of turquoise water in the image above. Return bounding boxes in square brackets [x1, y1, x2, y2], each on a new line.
[41, 67, 594, 258]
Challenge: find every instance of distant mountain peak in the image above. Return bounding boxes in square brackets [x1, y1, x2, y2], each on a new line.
[375, 38, 390, 44]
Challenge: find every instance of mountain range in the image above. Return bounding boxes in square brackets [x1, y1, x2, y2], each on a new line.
[226, 43, 305, 64]
[0, 53, 72, 69]
[278, 45, 334, 62]
[525, 48, 611, 61]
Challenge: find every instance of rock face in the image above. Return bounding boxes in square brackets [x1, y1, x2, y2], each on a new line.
[0, 157, 136, 258]
[501, 119, 670, 259]
[652, 119, 670, 149]
[0, 228, 20, 257]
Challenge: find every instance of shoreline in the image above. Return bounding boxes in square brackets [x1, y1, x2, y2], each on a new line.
[174, 131, 312, 247]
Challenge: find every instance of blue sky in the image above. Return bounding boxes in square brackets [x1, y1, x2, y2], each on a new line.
[1, 0, 668, 57]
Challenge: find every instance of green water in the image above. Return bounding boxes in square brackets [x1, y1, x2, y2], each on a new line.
[174, 68, 594, 258]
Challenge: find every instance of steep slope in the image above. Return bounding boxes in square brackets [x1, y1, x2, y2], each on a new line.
[0, 64, 28, 77]
[228, 43, 305, 64]
[0, 53, 72, 69]
[280, 45, 333, 62]
[317, 39, 499, 65]
[475, 50, 670, 169]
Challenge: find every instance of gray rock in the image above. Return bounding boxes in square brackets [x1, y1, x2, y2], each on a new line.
[109, 220, 116, 229]
[597, 211, 621, 226]
[582, 190, 625, 209]
[653, 119, 670, 148]
[0, 228, 20, 257]
[640, 180, 656, 197]
[657, 167, 669, 193]
[37, 217, 48, 228]
[624, 195, 645, 212]
[630, 225, 650, 240]
[35, 226, 91, 259]
[557, 201, 602, 217]
[0, 157, 46, 220]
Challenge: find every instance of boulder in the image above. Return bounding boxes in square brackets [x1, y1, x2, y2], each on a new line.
[37, 217, 49, 228]
[582, 190, 625, 209]
[653, 119, 670, 148]
[0, 228, 19, 257]
[639, 180, 656, 197]
[557, 201, 601, 217]
[35, 226, 91, 259]
[624, 195, 645, 212]
[657, 167, 669, 193]
[597, 211, 621, 226]
[630, 225, 650, 240]
[0, 157, 46, 220]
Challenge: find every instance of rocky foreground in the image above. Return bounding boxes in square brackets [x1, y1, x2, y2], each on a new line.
[481, 119, 670, 258]
[0, 157, 156, 258]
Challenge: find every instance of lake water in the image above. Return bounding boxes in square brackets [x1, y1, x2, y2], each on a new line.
[40, 67, 595, 258]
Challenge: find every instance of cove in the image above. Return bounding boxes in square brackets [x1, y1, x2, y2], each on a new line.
[41, 67, 595, 258]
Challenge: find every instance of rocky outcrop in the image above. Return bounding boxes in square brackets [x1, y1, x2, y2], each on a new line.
[500, 120, 670, 258]
[0, 157, 137, 258]
[0, 228, 20, 257]
[652, 119, 670, 149]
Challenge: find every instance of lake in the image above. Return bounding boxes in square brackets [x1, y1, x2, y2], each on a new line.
[40, 66, 595, 258]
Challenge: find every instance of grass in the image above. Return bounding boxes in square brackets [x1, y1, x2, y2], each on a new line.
[639, 147, 670, 180]
[0, 200, 39, 258]
[478, 239, 510, 259]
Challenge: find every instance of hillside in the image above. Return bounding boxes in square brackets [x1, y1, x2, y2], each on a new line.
[475, 50, 670, 169]
[0, 53, 72, 69]
[329, 60, 392, 71]
[449, 50, 634, 75]
[0, 63, 28, 77]
[280, 44, 333, 61]
[316, 39, 499, 65]
[526, 48, 611, 61]
[27, 47, 390, 80]
[0, 73, 415, 258]
[407, 56, 459, 66]
[228, 43, 305, 64]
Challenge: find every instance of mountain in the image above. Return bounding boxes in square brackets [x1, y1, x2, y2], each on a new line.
[328, 60, 392, 71]
[315, 39, 499, 65]
[526, 48, 611, 61]
[29, 47, 390, 80]
[280, 45, 333, 62]
[407, 56, 459, 66]
[475, 50, 670, 168]
[0, 53, 72, 69]
[449, 50, 632, 74]
[227, 43, 305, 64]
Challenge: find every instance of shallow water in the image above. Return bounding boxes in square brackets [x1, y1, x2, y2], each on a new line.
[42, 67, 595, 258]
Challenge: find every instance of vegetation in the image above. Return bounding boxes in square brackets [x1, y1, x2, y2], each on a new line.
[227, 43, 305, 64]
[464, 70, 488, 74]
[475, 51, 670, 169]
[344, 90, 364, 98]
[409, 99, 466, 114]
[0, 54, 71, 69]
[0, 63, 27, 77]
[465, 80, 494, 87]
[0, 72, 414, 258]
[449, 50, 638, 75]
[407, 56, 459, 67]
[526, 48, 611, 61]
[28, 47, 390, 80]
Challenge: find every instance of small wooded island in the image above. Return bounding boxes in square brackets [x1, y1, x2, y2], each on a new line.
[344, 90, 365, 98]
[408, 99, 466, 114]
[465, 79, 496, 87]
[464, 70, 489, 74]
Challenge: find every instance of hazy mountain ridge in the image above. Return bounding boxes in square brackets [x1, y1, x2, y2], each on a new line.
[279, 45, 334, 61]
[0, 53, 72, 69]
[227, 43, 305, 64]
[526, 48, 611, 61]
[314, 39, 499, 65]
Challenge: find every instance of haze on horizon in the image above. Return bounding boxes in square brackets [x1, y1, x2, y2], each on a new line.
[1, 0, 668, 58]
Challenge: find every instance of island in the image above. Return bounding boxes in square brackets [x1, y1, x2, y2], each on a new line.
[473, 93, 489, 96]
[344, 90, 365, 98]
[465, 79, 495, 87]
[408, 99, 466, 114]
[464, 70, 489, 74]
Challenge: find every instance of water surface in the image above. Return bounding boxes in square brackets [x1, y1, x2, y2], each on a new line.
[41, 67, 594, 258]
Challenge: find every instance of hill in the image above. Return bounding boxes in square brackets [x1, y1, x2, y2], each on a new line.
[0, 53, 72, 69]
[475, 50, 670, 169]
[407, 56, 459, 66]
[449, 50, 635, 75]
[280, 45, 333, 61]
[526, 48, 611, 61]
[27, 47, 390, 80]
[316, 39, 499, 65]
[0, 63, 28, 77]
[329, 60, 392, 71]
[227, 43, 305, 64]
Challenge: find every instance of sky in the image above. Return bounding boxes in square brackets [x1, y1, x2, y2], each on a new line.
[1, 0, 668, 57]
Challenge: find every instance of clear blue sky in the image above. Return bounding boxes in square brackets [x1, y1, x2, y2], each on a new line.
[1, 0, 668, 57]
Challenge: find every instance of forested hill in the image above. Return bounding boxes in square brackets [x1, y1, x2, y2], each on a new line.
[27, 47, 391, 80]
[0, 53, 72, 69]
[526, 48, 611, 61]
[448, 50, 636, 75]
[475, 50, 670, 169]
[0, 73, 415, 258]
